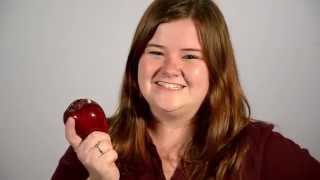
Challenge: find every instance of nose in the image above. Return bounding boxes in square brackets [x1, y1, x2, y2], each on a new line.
[160, 55, 181, 77]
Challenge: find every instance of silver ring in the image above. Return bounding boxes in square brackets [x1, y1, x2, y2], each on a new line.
[95, 141, 104, 155]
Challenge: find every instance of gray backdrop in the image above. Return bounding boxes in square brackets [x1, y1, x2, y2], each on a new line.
[0, 0, 319, 179]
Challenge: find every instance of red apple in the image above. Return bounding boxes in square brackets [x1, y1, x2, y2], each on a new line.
[63, 98, 109, 139]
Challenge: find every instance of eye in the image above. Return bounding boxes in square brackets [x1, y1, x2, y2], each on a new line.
[148, 51, 163, 56]
[182, 54, 200, 60]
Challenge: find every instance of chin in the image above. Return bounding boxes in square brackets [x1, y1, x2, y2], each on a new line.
[161, 107, 181, 113]
[154, 103, 184, 114]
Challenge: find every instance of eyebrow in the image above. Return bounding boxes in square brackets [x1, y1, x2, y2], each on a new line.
[181, 48, 202, 52]
[146, 43, 202, 52]
[146, 43, 165, 49]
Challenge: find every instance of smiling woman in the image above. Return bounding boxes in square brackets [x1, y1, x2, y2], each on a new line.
[52, 0, 320, 180]
[138, 19, 209, 119]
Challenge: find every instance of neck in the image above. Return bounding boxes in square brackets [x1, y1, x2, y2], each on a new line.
[147, 117, 194, 159]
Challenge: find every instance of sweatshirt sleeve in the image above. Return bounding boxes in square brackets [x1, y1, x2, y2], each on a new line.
[51, 146, 89, 180]
[261, 131, 320, 180]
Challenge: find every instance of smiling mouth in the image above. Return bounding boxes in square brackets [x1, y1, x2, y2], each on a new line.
[155, 81, 186, 90]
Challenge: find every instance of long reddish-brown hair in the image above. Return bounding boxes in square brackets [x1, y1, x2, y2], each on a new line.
[109, 0, 251, 179]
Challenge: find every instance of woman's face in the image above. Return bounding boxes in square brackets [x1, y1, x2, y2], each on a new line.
[138, 18, 209, 120]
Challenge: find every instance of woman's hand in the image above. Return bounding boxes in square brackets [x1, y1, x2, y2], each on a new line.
[65, 117, 120, 180]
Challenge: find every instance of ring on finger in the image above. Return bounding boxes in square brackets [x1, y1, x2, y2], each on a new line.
[95, 141, 105, 155]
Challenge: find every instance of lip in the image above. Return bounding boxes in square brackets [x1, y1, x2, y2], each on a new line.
[154, 80, 186, 90]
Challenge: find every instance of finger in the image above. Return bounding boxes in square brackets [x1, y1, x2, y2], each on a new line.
[65, 117, 82, 149]
[96, 140, 112, 154]
[81, 144, 115, 167]
[80, 137, 112, 161]
[79, 131, 111, 153]
[100, 149, 118, 163]
[89, 143, 118, 162]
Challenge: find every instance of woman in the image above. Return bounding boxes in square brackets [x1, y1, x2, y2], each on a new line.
[52, 0, 320, 179]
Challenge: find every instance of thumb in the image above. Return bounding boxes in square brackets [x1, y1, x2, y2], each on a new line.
[65, 117, 82, 149]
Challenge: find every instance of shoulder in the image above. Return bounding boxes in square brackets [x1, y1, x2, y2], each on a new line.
[244, 120, 320, 180]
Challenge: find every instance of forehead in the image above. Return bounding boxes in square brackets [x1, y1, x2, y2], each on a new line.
[148, 18, 202, 49]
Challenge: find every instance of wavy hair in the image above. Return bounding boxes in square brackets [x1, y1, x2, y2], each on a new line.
[109, 0, 251, 179]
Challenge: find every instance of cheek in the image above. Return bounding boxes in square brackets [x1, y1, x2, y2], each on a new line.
[187, 64, 209, 90]
[138, 56, 155, 91]
[137, 59, 146, 90]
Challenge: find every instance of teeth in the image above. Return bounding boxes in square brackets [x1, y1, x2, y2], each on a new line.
[156, 81, 184, 90]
